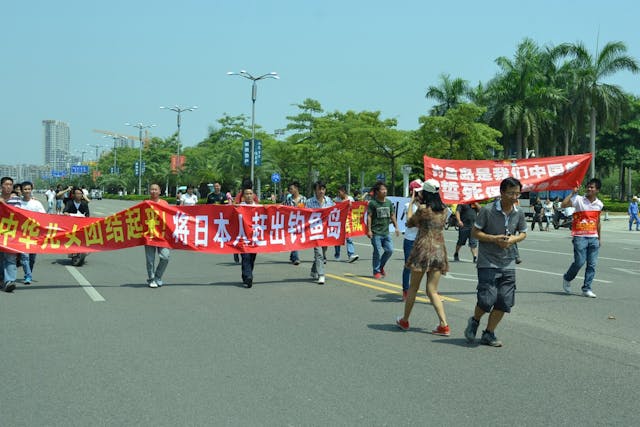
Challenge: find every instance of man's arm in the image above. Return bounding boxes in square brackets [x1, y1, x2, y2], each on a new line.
[561, 187, 578, 209]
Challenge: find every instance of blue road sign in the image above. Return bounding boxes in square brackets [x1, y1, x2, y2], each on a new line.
[71, 165, 89, 175]
[271, 172, 281, 183]
[243, 139, 262, 166]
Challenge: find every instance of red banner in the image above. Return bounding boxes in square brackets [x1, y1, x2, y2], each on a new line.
[170, 155, 186, 172]
[0, 202, 368, 255]
[423, 153, 592, 204]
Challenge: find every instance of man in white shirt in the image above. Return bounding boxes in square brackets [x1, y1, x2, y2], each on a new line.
[19, 181, 46, 284]
[45, 186, 56, 213]
[561, 178, 604, 298]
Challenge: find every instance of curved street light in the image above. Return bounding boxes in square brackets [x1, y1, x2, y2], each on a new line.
[160, 105, 198, 193]
[227, 70, 279, 185]
[125, 122, 156, 195]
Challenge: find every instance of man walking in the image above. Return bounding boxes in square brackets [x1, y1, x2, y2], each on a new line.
[305, 180, 334, 285]
[562, 178, 604, 298]
[464, 177, 527, 347]
[145, 183, 171, 288]
[1, 176, 19, 292]
[628, 196, 639, 231]
[333, 185, 359, 263]
[366, 181, 400, 279]
[453, 202, 479, 263]
[19, 181, 46, 285]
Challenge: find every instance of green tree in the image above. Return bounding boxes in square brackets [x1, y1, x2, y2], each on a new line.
[556, 40, 639, 177]
[425, 74, 470, 116]
[415, 103, 502, 160]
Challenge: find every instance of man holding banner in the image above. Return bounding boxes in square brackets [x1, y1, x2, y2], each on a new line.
[561, 178, 603, 298]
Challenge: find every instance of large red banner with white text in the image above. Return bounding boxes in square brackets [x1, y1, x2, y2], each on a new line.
[0, 201, 369, 255]
[423, 153, 592, 204]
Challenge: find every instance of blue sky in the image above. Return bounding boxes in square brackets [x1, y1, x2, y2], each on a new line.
[2, 0, 639, 165]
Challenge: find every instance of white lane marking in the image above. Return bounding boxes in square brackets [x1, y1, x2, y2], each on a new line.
[611, 267, 640, 276]
[65, 266, 106, 302]
[442, 273, 476, 282]
[516, 267, 612, 283]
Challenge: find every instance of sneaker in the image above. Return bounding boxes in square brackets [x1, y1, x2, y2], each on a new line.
[243, 278, 253, 288]
[582, 289, 597, 298]
[310, 272, 319, 280]
[480, 330, 503, 347]
[348, 254, 359, 263]
[292, 260, 300, 266]
[24, 276, 32, 285]
[149, 280, 158, 288]
[432, 324, 451, 336]
[334, 254, 340, 261]
[464, 317, 479, 343]
[316, 275, 325, 285]
[562, 279, 571, 294]
[395, 316, 409, 331]
[515, 257, 522, 264]
[380, 267, 386, 278]
[402, 290, 408, 301]
[3, 281, 16, 293]
[453, 253, 460, 261]
[373, 272, 382, 279]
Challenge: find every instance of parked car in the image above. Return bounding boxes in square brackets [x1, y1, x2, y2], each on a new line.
[90, 189, 103, 200]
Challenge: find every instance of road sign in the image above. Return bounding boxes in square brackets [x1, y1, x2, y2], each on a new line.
[376, 173, 386, 182]
[70, 165, 89, 175]
[134, 161, 146, 177]
[243, 139, 262, 166]
[271, 172, 281, 183]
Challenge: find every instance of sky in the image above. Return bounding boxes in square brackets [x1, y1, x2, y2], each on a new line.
[2, 0, 639, 165]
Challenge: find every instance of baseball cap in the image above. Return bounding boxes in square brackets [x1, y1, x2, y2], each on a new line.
[409, 179, 423, 191]
[422, 178, 440, 193]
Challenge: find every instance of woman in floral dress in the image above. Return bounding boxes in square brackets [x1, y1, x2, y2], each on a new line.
[396, 179, 450, 336]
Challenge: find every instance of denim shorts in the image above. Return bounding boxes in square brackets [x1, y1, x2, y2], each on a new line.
[457, 228, 478, 248]
[476, 268, 516, 313]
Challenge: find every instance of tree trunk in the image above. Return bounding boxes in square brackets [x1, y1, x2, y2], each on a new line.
[563, 130, 570, 156]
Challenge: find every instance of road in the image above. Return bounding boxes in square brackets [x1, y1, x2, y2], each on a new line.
[1, 198, 639, 426]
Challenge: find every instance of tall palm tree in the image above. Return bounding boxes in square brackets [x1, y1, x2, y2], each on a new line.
[556, 41, 639, 177]
[425, 74, 470, 116]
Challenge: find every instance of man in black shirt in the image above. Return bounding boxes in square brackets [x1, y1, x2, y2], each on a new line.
[206, 182, 228, 205]
[454, 203, 479, 262]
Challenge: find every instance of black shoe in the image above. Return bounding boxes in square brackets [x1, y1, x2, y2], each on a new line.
[3, 281, 16, 293]
[453, 253, 460, 262]
[244, 278, 253, 288]
[515, 257, 522, 264]
[473, 256, 477, 263]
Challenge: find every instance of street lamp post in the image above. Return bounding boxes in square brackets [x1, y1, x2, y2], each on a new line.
[227, 70, 279, 185]
[126, 122, 156, 195]
[160, 105, 197, 192]
[103, 135, 121, 174]
[87, 144, 103, 161]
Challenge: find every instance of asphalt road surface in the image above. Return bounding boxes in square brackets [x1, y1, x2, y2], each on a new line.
[1, 198, 639, 426]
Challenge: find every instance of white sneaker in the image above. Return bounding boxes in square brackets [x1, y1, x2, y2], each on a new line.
[562, 279, 571, 294]
[316, 275, 325, 285]
[582, 290, 597, 298]
[149, 280, 158, 288]
[348, 255, 359, 263]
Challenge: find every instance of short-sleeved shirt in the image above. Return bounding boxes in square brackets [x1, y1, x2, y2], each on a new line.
[456, 204, 477, 228]
[206, 192, 227, 205]
[474, 199, 527, 269]
[305, 196, 334, 209]
[181, 193, 198, 206]
[368, 198, 395, 236]
[570, 194, 603, 238]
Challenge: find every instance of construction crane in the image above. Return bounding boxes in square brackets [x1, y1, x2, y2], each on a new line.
[92, 129, 153, 146]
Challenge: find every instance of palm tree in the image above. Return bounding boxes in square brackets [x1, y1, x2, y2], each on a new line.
[556, 41, 639, 177]
[425, 74, 470, 116]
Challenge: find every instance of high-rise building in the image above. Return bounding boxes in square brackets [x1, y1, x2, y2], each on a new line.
[43, 119, 70, 172]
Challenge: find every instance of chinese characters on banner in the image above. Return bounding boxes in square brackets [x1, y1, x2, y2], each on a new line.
[0, 201, 369, 255]
[423, 153, 592, 204]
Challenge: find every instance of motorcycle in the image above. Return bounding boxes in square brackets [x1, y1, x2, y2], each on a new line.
[444, 207, 459, 231]
[552, 206, 574, 229]
[69, 253, 87, 266]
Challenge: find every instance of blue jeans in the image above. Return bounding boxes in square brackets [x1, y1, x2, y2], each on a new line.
[563, 236, 600, 291]
[402, 238, 415, 291]
[371, 234, 393, 274]
[629, 213, 640, 230]
[2, 252, 17, 283]
[334, 237, 355, 259]
[21, 253, 36, 279]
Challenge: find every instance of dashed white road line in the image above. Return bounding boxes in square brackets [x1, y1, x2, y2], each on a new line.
[65, 266, 106, 302]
